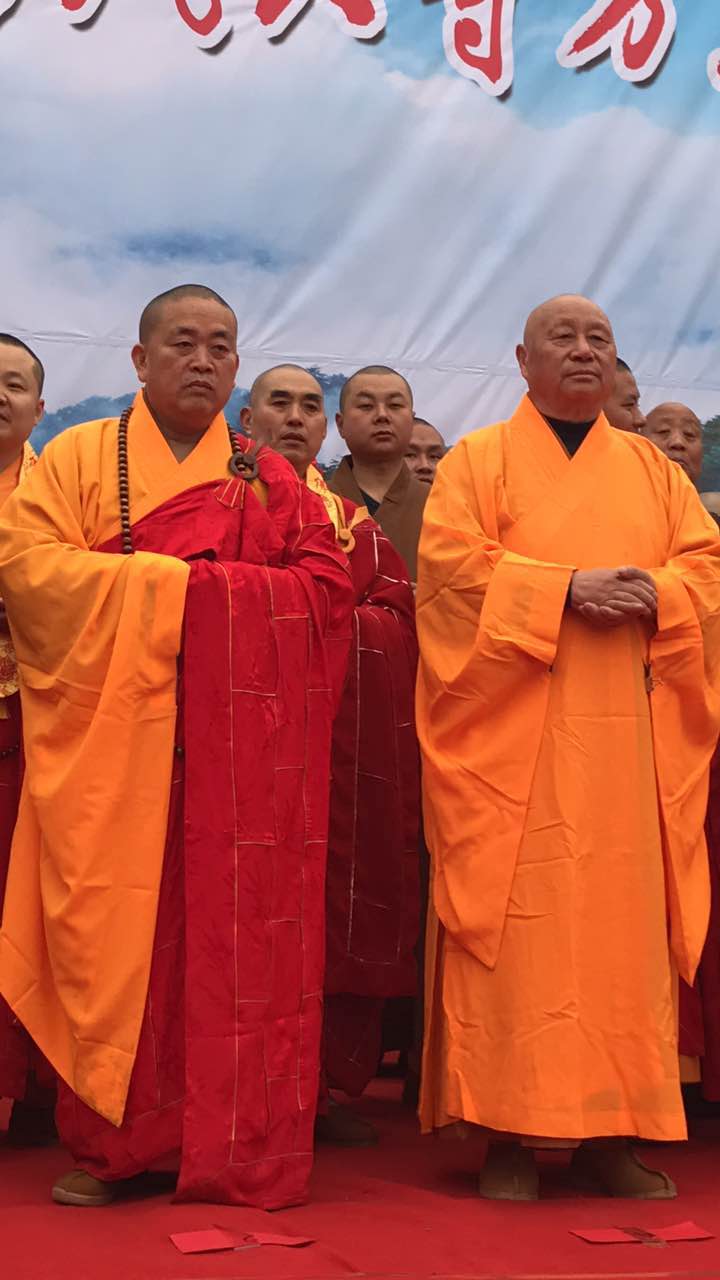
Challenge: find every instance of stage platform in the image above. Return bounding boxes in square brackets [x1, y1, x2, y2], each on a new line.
[3, 1081, 720, 1280]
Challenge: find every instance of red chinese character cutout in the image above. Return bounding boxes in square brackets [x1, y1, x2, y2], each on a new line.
[60, 0, 106, 19]
[255, 0, 386, 40]
[557, 0, 676, 82]
[708, 47, 720, 92]
[443, 0, 516, 96]
[175, 0, 232, 48]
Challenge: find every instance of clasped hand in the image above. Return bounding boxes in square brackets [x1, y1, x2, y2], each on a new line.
[569, 566, 657, 628]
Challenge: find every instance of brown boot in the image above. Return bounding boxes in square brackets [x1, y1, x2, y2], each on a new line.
[571, 1141, 677, 1199]
[52, 1171, 117, 1207]
[478, 1141, 539, 1201]
[314, 1101, 379, 1148]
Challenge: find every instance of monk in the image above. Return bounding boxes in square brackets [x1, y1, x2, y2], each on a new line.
[405, 418, 446, 486]
[0, 286, 353, 1208]
[644, 403, 703, 486]
[0, 334, 55, 1147]
[330, 366, 428, 580]
[604, 357, 646, 433]
[242, 365, 419, 1145]
[417, 294, 720, 1201]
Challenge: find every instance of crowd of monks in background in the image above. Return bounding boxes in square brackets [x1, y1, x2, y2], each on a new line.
[0, 287, 719, 1209]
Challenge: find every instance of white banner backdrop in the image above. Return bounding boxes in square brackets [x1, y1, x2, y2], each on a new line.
[1, 0, 719, 462]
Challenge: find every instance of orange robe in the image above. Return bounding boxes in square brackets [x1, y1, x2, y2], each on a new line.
[417, 396, 720, 1143]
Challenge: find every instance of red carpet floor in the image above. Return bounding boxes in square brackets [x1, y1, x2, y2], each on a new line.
[3, 1083, 720, 1280]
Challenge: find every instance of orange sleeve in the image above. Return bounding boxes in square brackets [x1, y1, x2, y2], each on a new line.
[650, 462, 720, 981]
[0, 430, 189, 1125]
[416, 436, 574, 969]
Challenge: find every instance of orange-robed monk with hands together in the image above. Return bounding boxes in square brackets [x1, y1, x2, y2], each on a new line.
[417, 294, 720, 1203]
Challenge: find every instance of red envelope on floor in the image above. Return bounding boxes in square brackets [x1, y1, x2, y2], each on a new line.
[571, 1221, 713, 1246]
[655, 1221, 714, 1242]
[170, 1226, 315, 1254]
[171, 1229, 244, 1254]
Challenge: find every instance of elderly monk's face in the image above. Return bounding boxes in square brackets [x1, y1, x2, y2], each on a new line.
[337, 373, 414, 463]
[0, 343, 44, 461]
[241, 368, 326, 478]
[644, 403, 704, 484]
[605, 368, 646, 433]
[517, 296, 616, 422]
[405, 421, 446, 485]
[132, 298, 239, 435]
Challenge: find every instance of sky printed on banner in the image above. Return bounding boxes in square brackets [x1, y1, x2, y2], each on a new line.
[0, 0, 719, 458]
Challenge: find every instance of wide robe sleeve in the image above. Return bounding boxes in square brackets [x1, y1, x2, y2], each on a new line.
[325, 519, 420, 997]
[416, 432, 575, 969]
[0, 432, 189, 1124]
[649, 464, 720, 982]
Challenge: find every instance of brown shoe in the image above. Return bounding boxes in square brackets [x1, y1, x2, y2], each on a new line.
[52, 1170, 116, 1207]
[478, 1142, 539, 1201]
[314, 1101, 379, 1147]
[571, 1142, 677, 1199]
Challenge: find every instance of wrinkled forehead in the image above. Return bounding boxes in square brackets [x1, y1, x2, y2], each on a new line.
[348, 374, 411, 403]
[527, 298, 613, 343]
[153, 297, 237, 341]
[648, 406, 701, 434]
[261, 368, 324, 401]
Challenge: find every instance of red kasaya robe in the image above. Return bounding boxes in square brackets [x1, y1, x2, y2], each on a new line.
[320, 494, 420, 1096]
[0, 404, 353, 1206]
[679, 742, 720, 1099]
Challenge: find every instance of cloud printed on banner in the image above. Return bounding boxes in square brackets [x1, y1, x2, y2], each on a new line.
[0, 0, 719, 456]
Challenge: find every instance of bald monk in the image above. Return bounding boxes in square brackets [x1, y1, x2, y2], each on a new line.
[0, 335, 55, 1147]
[644, 403, 703, 486]
[406, 418, 447, 486]
[604, 358, 646, 433]
[330, 367, 428, 581]
[242, 365, 419, 1144]
[417, 294, 720, 1201]
[0, 286, 353, 1207]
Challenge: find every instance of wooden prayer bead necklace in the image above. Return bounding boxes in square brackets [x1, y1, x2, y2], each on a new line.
[117, 406, 259, 554]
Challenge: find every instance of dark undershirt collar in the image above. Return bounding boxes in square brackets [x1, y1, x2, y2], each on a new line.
[545, 416, 595, 458]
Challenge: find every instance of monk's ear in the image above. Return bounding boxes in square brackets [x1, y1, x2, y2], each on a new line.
[516, 343, 529, 380]
[33, 399, 45, 430]
[131, 342, 148, 385]
[335, 411, 345, 440]
[239, 405, 252, 436]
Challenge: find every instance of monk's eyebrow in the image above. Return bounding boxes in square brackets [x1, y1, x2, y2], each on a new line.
[169, 326, 232, 339]
[269, 389, 322, 404]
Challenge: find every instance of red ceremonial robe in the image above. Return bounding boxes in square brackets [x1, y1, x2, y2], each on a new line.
[680, 742, 720, 1099]
[56, 447, 353, 1207]
[322, 502, 420, 1096]
[0, 696, 25, 1098]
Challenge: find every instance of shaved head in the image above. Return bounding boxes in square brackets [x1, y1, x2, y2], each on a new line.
[249, 364, 322, 406]
[241, 363, 326, 479]
[339, 365, 413, 413]
[139, 284, 236, 344]
[644, 402, 703, 484]
[0, 334, 44, 394]
[522, 294, 612, 348]
[517, 294, 616, 421]
[406, 417, 446, 485]
[646, 402, 701, 432]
